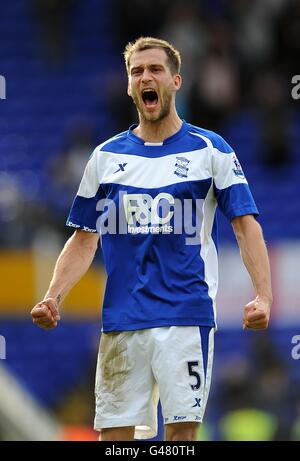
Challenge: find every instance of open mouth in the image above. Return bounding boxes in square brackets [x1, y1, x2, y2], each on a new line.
[142, 89, 158, 108]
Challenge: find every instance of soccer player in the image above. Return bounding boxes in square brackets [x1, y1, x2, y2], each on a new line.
[30, 37, 272, 441]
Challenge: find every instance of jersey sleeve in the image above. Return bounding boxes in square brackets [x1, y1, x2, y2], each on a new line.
[66, 149, 105, 232]
[211, 135, 259, 221]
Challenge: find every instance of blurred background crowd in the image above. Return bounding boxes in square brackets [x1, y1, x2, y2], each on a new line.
[0, 0, 300, 441]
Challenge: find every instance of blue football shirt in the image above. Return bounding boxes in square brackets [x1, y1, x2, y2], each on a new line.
[67, 121, 258, 332]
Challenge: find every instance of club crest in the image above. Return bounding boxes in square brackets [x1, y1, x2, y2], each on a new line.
[174, 156, 190, 178]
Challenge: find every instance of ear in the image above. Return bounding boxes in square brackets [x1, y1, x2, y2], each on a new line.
[127, 82, 131, 97]
[174, 74, 182, 91]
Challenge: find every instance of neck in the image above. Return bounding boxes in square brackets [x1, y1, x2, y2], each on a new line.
[133, 109, 183, 143]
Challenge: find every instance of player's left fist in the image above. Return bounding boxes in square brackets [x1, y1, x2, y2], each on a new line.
[243, 296, 271, 330]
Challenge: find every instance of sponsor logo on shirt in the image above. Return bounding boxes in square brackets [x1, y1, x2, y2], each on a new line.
[96, 192, 204, 245]
[123, 193, 174, 234]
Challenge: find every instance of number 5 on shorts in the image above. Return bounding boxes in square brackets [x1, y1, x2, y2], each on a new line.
[187, 361, 201, 390]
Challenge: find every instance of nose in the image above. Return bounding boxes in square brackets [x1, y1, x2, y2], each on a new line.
[141, 68, 153, 83]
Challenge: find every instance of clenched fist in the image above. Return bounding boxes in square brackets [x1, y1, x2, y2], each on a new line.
[243, 296, 271, 330]
[31, 297, 60, 329]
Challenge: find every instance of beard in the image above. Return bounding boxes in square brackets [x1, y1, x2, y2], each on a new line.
[132, 90, 172, 123]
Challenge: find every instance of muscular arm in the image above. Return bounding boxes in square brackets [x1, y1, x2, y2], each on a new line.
[232, 215, 272, 330]
[31, 230, 99, 329]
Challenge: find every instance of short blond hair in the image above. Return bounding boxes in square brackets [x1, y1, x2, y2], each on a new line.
[124, 37, 181, 75]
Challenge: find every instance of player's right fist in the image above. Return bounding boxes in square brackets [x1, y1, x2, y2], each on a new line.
[30, 298, 61, 329]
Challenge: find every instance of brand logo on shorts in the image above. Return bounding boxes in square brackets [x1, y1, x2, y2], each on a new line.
[173, 415, 187, 421]
[192, 398, 201, 408]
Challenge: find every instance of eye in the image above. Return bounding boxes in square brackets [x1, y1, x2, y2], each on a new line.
[151, 66, 163, 73]
[131, 69, 142, 76]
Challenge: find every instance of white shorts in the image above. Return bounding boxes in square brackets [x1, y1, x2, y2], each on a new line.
[94, 326, 214, 439]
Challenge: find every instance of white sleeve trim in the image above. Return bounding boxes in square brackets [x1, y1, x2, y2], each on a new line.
[77, 149, 100, 198]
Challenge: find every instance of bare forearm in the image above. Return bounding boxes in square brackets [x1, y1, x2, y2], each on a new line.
[45, 230, 99, 304]
[233, 216, 272, 303]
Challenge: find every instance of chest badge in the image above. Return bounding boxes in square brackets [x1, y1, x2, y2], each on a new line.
[174, 156, 190, 178]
